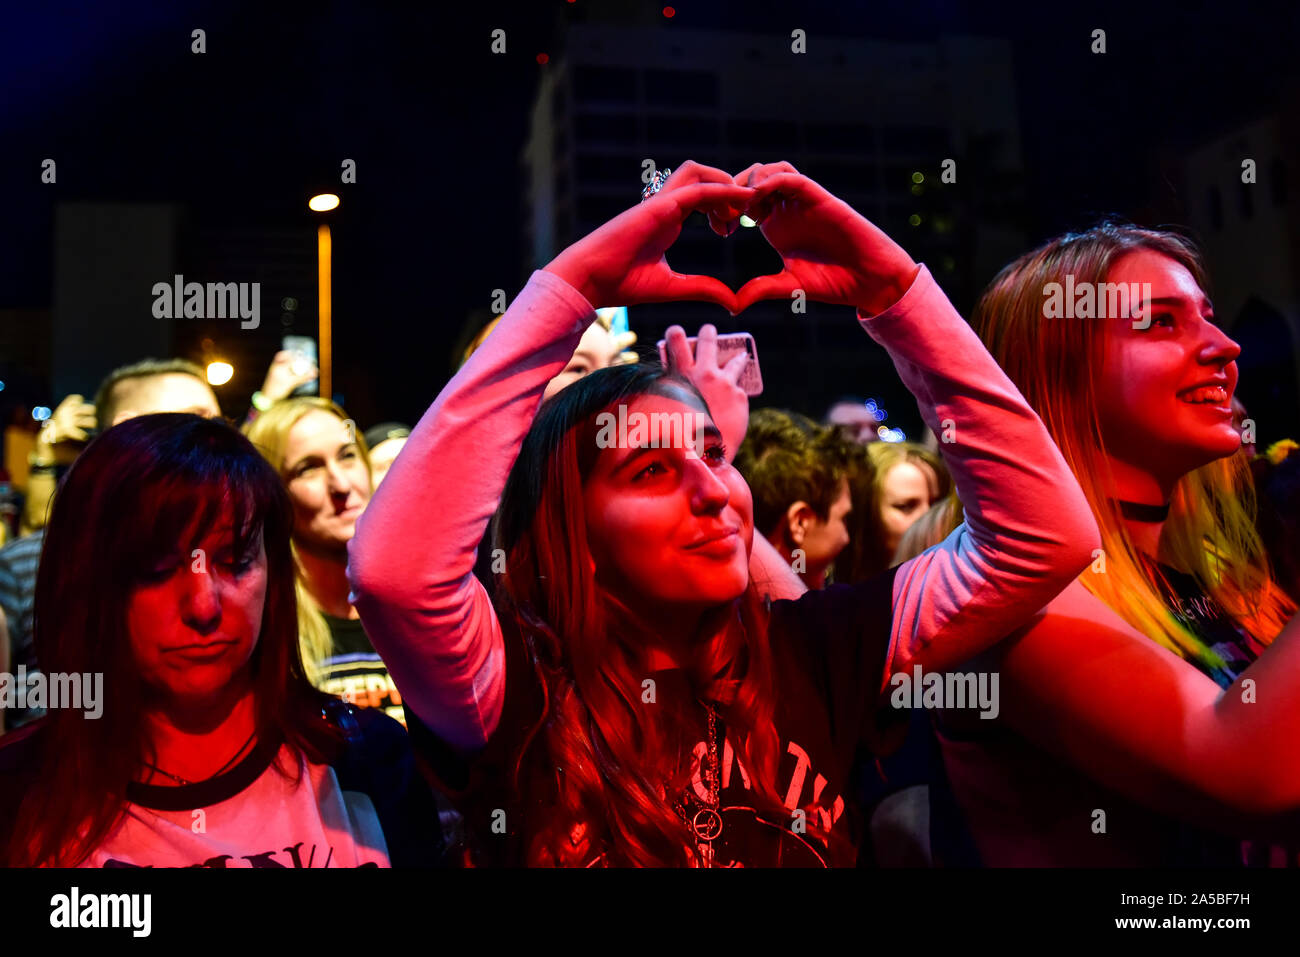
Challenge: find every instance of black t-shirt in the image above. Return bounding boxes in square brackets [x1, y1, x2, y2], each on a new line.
[1146, 561, 1269, 689]
[406, 568, 902, 867]
[1149, 561, 1299, 865]
[318, 613, 405, 725]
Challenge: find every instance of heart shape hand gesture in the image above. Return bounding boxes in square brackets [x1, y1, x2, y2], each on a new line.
[545, 160, 920, 317]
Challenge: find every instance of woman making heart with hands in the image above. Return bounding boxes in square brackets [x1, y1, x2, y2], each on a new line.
[349, 160, 1099, 866]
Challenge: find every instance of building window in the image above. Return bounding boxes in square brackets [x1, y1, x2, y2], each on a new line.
[647, 114, 719, 147]
[576, 154, 643, 187]
[806, 123, 873, 151]
[881, 125, 949, 154]
[573, 66, 636, 104]
[726, 118, 798, 148]
[574, 113, 636, 144]
[645, 70, 719, 109]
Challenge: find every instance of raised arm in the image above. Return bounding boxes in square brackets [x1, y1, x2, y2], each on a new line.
[347, 273, 592, 751]
[348, 162, 754, 751]
[994, 580, 1300, 832]
[660, 323, 808, 604]
[860, 265, 1100, 678]
[731, 161, 1100, 681]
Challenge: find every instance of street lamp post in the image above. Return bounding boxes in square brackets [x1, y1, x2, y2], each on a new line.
[309, 193, 340, 400]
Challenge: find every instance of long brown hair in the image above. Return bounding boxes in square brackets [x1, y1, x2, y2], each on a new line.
[973, 223, 1295, 667]
[494, 364, 790, 866]
[7, 414, 338, 867]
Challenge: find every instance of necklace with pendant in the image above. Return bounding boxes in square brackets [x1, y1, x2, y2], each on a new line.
[675, 700, 723, 866]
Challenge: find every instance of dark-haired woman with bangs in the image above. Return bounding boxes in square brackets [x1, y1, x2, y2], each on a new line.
[0, 414, 444, 868]
[349, 160, 1100, 867]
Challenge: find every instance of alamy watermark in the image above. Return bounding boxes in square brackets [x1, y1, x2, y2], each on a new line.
[889, 665, 999, 719]
[595, 405, 710, 456]
[151, 274, 260, 329]
[50, 887, 150, 937]
[1043, 276, 1154, 329]
[0, 666, 103, 718]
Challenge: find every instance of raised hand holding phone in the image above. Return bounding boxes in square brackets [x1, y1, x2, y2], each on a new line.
[659, 324, 753, 464]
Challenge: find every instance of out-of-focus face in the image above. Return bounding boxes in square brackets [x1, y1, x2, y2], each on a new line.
[827, 402, 879, 443]
[880, 461, 935, 555]
[368, 436, 408, 488]
[583, 388, 752, 617]
[128, 517, 265, 706]
[283, 409, 371, 553]
[1094, 249, 1242, 485]
[544, 322, 621, 401]
[800, 477, 852, 579]
[112, 373, 222, 424]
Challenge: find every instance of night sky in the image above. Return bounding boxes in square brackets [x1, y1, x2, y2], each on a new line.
[2, 0, 1298, 428]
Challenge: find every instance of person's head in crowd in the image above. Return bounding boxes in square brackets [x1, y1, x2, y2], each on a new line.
[973, 221, 1295, 664]
[866, 441, 949, 558]
[825, 398, 881, 444]
[243, 398, 372, 680]
[733, 409, 853, 589]
[244, 398, 372, 561]
[363, 423, 411, 489]
[817, 433, 888, 585]
[8, 414, 336, 866]
[1251, 442, 1300, 606]
[891, 493, 966, 567]
[542, 317, 638, 401]
[458, 309, 638, 401]
[94, 358, 222, 427]
[454, 311, 503, 373]
[493, 363, 797, 865]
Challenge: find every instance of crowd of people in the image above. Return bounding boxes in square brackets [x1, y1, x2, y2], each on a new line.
[0, 159, 1297, 868]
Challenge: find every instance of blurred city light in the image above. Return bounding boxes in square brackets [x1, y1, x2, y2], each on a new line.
[206, 361, 234, 386]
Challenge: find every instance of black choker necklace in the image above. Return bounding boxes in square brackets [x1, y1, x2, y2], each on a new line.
[1116, 499, 1171, 523]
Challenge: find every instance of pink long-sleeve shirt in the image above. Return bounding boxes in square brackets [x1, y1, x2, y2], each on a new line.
[347, 266, 1099, 756]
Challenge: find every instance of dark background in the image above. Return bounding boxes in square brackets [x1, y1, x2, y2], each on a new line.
[2, 0, 1298, 445]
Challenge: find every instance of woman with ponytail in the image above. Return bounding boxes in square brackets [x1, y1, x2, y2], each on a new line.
[931, 223, 1300, 866]
[348, 160, 1099, 866]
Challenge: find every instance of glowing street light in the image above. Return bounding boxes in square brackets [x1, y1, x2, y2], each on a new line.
[308, 193, 340, 212]
[206, 361, 234, 386]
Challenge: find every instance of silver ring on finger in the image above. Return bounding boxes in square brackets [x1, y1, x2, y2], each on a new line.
[641, 167, 673, 201]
